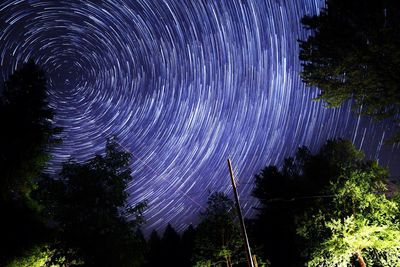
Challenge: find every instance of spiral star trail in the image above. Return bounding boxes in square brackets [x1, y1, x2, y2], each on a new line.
[0, 0, 399, 232]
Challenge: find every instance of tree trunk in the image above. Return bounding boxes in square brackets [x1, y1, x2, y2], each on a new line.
[224, 255, 232, 267]
[356, 251, 366, 267]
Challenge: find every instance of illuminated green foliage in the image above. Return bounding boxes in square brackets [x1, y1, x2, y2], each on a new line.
[297, 170, 400, 266]
[251, 139, 380, 266]
[6, 245, 51, 267]
[193, 260, 212, 267]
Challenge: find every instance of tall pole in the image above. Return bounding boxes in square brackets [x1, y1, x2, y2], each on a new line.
[227, 159, 255, 267]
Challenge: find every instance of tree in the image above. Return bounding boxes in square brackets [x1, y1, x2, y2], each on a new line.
[161, 224, 184, 266]
[35, 139, 147, 267]
[251, 139, 386, 266]
[0, 59, 60, 201]
[0, 60, 60, 265]
[299, 0, 400, 141]
[145, 230, 162, 267]
[182, 225, 196, 267]
[297, 170, 400, 267]
[193, 192, 244, 267]
[5, 245, 52, 267]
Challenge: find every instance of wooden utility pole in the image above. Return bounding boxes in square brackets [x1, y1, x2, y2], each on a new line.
[227, 159, 255, 267]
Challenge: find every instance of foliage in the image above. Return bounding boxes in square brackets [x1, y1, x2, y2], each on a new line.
[0, 60, 60, 265]
[145, 230, 162, 267]
[6, 245, 52, 267]
[161, 224, 182, 266]
[182, 224, 196, 267]
[144, 224, 195, 267]
[0, 59, 60, 202]
[251, 139, 387, 266]
[297, 170, 400, 266]
[193, 260, 212, 267]
[299, 0, 400, 141]
[34, 139, 147, 267]
[193, 192, 244, 267]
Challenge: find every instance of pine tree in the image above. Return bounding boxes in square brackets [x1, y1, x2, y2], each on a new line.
[0, 60, 59, 265]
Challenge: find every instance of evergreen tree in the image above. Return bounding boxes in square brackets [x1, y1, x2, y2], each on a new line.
[182, 225, 196, 267]
[145, 230, 162, 267]
[161, 224, 182, 267]
[193, 192, 243, 267]
[0, 60, 60, 201]
[0, 60, 59, 265]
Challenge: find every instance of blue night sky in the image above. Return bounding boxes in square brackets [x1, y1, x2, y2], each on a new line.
[0, 0, 399, 232]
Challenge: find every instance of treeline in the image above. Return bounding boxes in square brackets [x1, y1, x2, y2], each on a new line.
[142, 191, 248, 267]
[1, 60, 400, 267]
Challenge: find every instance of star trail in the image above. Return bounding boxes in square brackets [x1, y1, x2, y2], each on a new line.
[0, 0, 399, 232]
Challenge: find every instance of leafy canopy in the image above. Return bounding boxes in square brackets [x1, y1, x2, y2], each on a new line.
[35, 139, 146, 267]
[251, 139, 389, 266]
[297, 170, 400, 267]
[299, 0, 400, 140]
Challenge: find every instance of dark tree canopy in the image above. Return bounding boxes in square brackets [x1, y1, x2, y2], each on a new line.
[299, 0, 400, 140]
[161, 224, 182, 267]
[251, 139, 388, 266]
[181, 224, 196, 267]
[0, 59, 60, 202]
[145, 225, 196, 267]
[35, 139, 146, 267]
[145, 230, 162, 267]
[0, 60, 59, 265]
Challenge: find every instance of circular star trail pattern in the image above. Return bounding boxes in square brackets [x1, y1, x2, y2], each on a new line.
[1, 0, 399, 232]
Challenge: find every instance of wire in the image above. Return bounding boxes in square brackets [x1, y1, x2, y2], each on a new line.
[255, 194, 336, 203]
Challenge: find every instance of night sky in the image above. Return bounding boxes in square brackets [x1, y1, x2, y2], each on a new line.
[1, 0, 399, 233]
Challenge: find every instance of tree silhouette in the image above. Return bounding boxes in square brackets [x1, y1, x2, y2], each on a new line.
[35, 139, 146, 267]
[161, 224, 182, 266]
[145, 230, 162, 267]
[0, 60, 60, 201]
[193, 192, 243, 267]
[182, 224, 196, 267]
[299, 0, 400, 141]
[0, 60, 59, 265]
